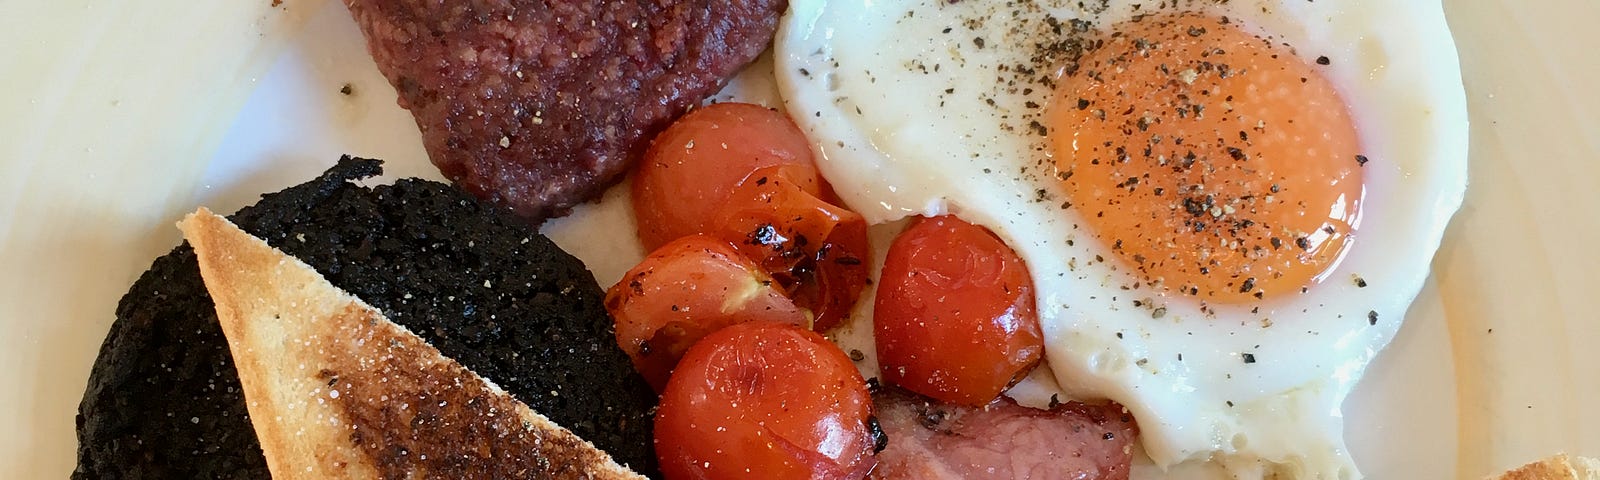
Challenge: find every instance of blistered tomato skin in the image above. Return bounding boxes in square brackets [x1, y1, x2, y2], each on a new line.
[874, 215, 1044, 407]
[604, 235, 808, 391]
[654, 322, 878, 480]
[712, 166, 871, 331]
[632, 102, 821, 251]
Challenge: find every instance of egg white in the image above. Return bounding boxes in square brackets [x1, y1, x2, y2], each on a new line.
[776, 0, 1467, 478]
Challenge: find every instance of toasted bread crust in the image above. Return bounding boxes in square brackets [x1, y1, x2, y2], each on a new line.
[181, 208, 644, 479]
[1492, 454, 1600, 480]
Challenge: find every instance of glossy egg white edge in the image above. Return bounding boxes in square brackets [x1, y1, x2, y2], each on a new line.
[776, 0, 1467, 478]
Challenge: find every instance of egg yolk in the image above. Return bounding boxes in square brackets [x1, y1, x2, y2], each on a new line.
[1050, 13, 1364, 304]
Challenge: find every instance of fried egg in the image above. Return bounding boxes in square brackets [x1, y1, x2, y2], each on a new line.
[776, 0, 1467, 477]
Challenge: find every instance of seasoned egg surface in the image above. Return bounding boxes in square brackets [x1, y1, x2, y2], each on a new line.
[777, 0, 1467, 478]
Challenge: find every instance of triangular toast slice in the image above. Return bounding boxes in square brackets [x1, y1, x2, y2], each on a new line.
[179, 208, 644, 480]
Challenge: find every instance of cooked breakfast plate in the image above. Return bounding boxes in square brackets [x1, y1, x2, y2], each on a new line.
[1, 0, 1597, 478]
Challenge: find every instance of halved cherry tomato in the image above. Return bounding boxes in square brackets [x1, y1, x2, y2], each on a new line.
[655, 322, 878, 480]
[632, 103, 821, 251]
[874, 215, 1044, 407]
[605, 235, 808, 391]
[711, 166, 870, 331]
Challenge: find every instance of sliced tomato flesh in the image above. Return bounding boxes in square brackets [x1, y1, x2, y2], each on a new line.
[604, 235, 808, 391]
[711, 166, 870, 331]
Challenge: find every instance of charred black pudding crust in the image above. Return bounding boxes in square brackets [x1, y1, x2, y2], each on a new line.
[74, 157, 659, 479]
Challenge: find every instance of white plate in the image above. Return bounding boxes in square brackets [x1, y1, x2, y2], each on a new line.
[1, 0, 1596, 477]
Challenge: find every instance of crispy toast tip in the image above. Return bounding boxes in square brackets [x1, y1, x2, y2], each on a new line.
[1491, 454, 1600, 480]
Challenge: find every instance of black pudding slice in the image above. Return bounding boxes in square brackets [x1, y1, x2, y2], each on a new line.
[74, 157, 659, 479]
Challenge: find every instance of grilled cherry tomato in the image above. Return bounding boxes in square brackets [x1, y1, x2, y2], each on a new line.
[605, 235, 808, 391]
[874, 215, 1044, 406]
[655, 322, 878, 480]
[632, 102, 821, 251]
[711, 166, 870, 331]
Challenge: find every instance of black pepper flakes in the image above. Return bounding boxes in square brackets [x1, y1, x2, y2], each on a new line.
[1367, 310, 1379, 326]
[1227, 147, 1247, 161]
[1029, 120, 1049, 137]
[1241, 353, 1256, 364]
[1355, 154, 1369, 166]
[1316, 56, 1331, 65]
